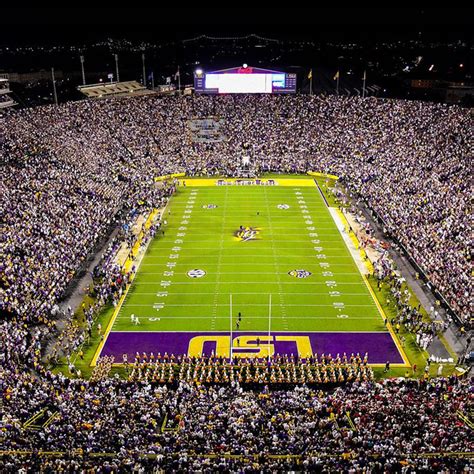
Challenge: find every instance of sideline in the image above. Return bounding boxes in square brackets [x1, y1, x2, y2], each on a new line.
[334, 209, 374, 274]
[90, 207, 163, 367]
[318, 181, 410, 367]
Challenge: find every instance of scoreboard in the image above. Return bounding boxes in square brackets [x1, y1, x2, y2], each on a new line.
[194, 66, 296, 94]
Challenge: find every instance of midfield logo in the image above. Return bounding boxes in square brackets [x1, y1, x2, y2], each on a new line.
[235, 226, 260, 242]
[288, 269, 312, 279]
[202, 204, 218, 209]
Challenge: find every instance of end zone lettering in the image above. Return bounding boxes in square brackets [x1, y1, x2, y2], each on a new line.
[217, 179, 276, 186]
[188, 334, 313, 358]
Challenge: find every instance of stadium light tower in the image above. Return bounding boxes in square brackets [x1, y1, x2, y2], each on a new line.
[51, 67, 58, 105]
[114, 54, 120, 82]
[142, 52, 146, 88]
[195, 68, 203, 76]
[79, 55, 86, 85]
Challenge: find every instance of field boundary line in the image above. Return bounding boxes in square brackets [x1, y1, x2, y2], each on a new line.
[362, 274, 411, 367]
[132, 291, 370, 296]
[114, 315, 379, 320]
[118, 303, 376, 307]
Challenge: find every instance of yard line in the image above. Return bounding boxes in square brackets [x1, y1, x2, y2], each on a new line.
[137, 271, 362, 275]
[134, 281, 368, 285]
[144, 246, 344, 251]
[151, 239, 342, 243]
[211, 186, 228, 330]
[123, 303, 376, 307]
[270, 226, 338, 229]
[114, 315, 379, 320]
[140, 262, 358, 266]
[182, 215, 334, 219]
[131, 291, 371, 296]
[141, 254, 355, 259]
[157, 232, 341, 236]
[266, 186, 290, 331]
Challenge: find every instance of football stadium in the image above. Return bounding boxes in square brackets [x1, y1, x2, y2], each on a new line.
[1, 11, 473, 472]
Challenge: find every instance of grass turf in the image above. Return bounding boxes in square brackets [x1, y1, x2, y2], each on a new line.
[113, 185, 383, 331]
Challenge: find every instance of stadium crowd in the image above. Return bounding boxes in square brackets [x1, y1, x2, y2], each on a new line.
[1, 325, 473, 472]
[1, 94, 471, 328]
[1, 93, 472, 470]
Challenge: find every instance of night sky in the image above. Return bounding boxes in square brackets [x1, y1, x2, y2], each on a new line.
[1, 8, 473, 44]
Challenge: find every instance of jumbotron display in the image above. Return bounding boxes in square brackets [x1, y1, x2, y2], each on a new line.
[194, 65, 297, 94]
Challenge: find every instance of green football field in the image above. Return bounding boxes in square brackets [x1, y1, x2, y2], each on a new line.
[97, 179, 406, 365]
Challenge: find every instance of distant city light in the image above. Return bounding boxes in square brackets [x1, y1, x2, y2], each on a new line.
[429, 64, 434, 71]
[243, 63, 248, 68]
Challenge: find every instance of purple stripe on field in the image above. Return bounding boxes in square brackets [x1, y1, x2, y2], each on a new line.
[101, 331, 404, 364]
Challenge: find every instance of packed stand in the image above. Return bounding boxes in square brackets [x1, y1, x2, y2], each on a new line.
[1, 352, 472, 470]
[1, 94, 471, 329]
[1, 300, 472, 471]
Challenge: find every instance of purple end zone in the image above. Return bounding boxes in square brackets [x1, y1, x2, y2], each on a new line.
[100, 331, 405, 364]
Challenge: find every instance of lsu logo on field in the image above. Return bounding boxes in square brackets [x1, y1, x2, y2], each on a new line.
[202, 204, 218, 209]
[235, 226, 260, 242]
[187, 269, 206, 278]
[288, 269, 312, 279]
[277, 204, 290, 210]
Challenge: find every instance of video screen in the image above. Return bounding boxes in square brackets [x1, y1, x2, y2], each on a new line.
[199, 72, 296, 94]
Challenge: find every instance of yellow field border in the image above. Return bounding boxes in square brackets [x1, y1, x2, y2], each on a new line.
[335, 209, 374, 274]
[307, 171, 340, 180]
[90, 208, 160, 367]
[154, 172, 185, 182]
[180, 178, 316, 187]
